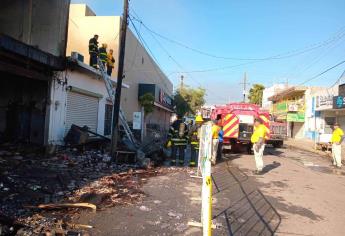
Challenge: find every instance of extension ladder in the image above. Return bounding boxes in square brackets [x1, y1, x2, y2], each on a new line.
[97, 58, 138, 147]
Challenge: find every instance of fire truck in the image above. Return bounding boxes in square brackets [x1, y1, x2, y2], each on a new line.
[210, 103, 286, 152]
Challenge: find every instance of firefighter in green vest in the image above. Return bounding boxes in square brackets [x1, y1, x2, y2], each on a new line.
[188, 115, 204, 167]
[98, 43, 108, 67]
[168, 115, 188, 166]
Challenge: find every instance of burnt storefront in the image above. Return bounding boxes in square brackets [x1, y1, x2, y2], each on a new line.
[0, 0, 70, 145]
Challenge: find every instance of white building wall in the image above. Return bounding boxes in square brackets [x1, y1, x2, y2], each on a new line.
[262, 84, 288, 109]
[48, 69, 110, 145]
[66, 4, 173, 126]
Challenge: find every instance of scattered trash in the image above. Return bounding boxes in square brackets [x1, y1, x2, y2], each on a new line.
[168, 212, 183, 219]
[153, 200, 162, 204]
[0, 144, 170, 235]
[139, 205, 151, 212]
[160, 223, 170, 229]
[175, 223, 188, 232]
[29, 203, 97, 211]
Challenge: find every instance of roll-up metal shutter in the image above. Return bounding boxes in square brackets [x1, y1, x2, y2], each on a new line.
[65, 91, 99, 134]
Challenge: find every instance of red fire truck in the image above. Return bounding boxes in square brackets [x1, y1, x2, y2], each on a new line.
[210, 103, 286, 152]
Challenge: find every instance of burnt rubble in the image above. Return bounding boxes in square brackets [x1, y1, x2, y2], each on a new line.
[0, 144, 168, 236]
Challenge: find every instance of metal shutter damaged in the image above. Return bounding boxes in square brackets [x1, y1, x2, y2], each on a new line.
[65, 92, 99, 134]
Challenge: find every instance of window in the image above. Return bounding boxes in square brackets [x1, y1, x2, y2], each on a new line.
[104, 104, 113, 136]
[324, 117, 336, 134]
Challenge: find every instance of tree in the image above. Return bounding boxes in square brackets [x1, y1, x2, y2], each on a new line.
[139, 93, 155, 115]
[174, 86, 206, 116]
[248, 84, 265, 106]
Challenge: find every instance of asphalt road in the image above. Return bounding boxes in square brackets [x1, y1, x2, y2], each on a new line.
[78, 146, 345, 236]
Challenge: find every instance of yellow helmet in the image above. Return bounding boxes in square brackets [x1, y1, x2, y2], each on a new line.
[195, 115, 204, 122]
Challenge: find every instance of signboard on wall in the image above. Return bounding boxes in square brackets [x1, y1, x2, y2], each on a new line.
[287, 113, 305, 122]
[288, 104, 298, 112]
[133, 112, 142, 130]
[339, 84, 345, 97]
[276, 102, 287, 112]
[315, 95, 333, 110]
[159, 89, 173, 107]
[333, 96, 345, 109]
[138, 84, 173, 110]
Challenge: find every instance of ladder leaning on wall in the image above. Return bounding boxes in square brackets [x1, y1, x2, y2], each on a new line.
[97, 58, 138, 147]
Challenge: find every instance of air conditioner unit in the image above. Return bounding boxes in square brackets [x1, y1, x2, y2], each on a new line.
[71, 52, 84, 62]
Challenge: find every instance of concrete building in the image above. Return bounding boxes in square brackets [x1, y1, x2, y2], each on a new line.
[0, 0, 70, 145]
[66, 4, 173, 132]
[269, 86, 307, 139]
[305, 82, 345, 144]
[268, 85, 335, 141]
[48, 59, 129, 145]
[262, 84, 289, 111]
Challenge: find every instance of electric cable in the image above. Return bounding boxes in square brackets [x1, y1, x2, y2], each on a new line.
[299, 60, 345, 85]
[130, 12, 345, 62]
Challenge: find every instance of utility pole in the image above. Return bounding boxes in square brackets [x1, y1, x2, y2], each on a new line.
[110, 0, 129, 156]
[180, 75, 184, 90]
[239, 72, 249, 103]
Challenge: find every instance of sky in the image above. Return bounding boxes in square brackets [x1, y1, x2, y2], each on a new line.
[71, 0, 345, 105]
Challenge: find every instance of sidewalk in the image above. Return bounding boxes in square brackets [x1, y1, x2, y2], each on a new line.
[284, 138, 331, 158]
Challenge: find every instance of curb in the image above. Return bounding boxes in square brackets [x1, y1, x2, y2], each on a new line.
[284, 143, 332, 159]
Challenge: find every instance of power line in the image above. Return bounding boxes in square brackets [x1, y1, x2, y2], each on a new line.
[282, 29, 345, 82]
[328, 69, 345, 89]
[299, 60, 345, 85]
[128, 16, 172, 92]
[129, 14, 228, 101]
[130, 14, 345, 62]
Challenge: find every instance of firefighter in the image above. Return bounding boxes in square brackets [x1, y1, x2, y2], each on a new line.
[251, 118, 267, 174]
[168, 115, 188, 166]
[107, 49, 115, 76]
[188, 115, 204, 167]
[331, 122, 344, 168]
[211, 119, 221, 165]
[88, 34, 99, 68]
[99, 43, 108, 67]
[217, 125, 224, 161]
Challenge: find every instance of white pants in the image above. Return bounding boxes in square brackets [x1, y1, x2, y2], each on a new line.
[211, 139, 219, 163]
[253, 143, 265, 171]
[332, 144, 342, 167]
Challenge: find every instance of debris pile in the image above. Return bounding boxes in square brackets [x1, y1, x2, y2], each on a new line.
[0, 145, 164, 235]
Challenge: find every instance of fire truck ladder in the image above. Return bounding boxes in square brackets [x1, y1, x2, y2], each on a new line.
[97, 58, 138, 147]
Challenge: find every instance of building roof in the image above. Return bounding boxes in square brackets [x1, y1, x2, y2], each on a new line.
[0, 34, 65, 70]
[67, 57, 129, 88]
[268, 86, 307, 102]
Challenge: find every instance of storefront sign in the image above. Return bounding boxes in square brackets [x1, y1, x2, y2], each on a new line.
[159, 89, 173, 107]
[133, 112, 142, 130]
[138, 84, 173, 110]
[333, 96, 345, 109]
[288, 103, 298, 112]
[287, 112, 305, 122]
[339, 84, 345, 97]
[316, 95, 333, 110]
[276, 102, 287, 112]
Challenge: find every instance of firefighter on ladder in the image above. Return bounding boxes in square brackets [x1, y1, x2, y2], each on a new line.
[251, 118, 267, 175]
[168, 115, 188, 166]
[88, 34, 99, 68]
[99, 43, 108, 68]
[188, 115, 204, 167]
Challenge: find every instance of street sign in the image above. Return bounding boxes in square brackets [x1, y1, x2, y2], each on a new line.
[333, 96, 345, 109]
[133, 112, 141, 130]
